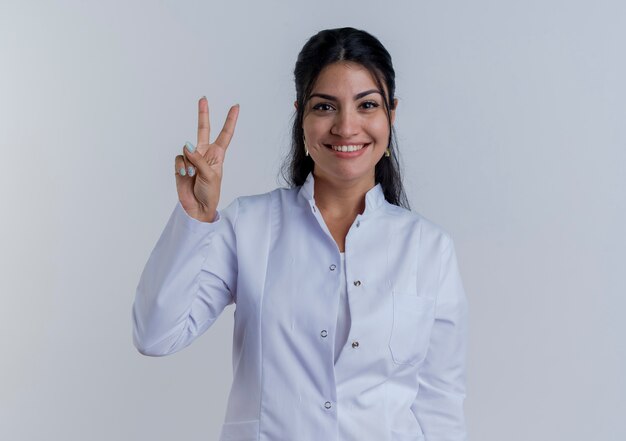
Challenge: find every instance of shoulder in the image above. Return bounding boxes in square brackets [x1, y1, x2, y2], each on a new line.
[232, 186, 296, 210]
[222, 186, 299, 223]
[380, 202, 453, 250]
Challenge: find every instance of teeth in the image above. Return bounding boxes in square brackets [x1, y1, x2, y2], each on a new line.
[331, 144, 364, 152]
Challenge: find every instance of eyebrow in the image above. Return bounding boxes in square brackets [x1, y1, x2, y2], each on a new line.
[309, 89, 382, 101]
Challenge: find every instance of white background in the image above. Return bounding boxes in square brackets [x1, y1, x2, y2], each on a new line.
[1, 1, 624, 440]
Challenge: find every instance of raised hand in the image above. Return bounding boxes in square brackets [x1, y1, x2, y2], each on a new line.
[175, 97, 240, 222]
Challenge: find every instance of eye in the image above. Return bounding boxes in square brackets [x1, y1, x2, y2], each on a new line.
[312, 103, 334, 111]
[361, 100, 380, 110]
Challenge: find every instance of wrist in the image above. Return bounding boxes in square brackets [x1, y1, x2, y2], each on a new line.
[194, 207, 218, 223]
[180, 203, 218, 223]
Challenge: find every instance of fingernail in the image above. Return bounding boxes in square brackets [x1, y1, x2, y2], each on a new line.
[179, 167, 186, 176]
[187, 166, 195, 176]
[201, 95, 207, 100]
[185, 141, 195, 153]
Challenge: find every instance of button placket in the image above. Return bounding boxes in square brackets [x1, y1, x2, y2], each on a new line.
[320, 260, 338, 348]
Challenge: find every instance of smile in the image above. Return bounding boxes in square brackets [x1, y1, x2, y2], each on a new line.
[324, 143, 370, 153]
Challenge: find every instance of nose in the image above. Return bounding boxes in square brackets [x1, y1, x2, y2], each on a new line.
[330, 107, 359, 138]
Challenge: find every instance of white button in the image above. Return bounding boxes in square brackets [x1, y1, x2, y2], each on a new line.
[320, 330, 328, 338]
[356, 220, 360, 227]
[353, 280, 361, 286]
[329, 264, 336, 271]
[324, 401, 332, 409]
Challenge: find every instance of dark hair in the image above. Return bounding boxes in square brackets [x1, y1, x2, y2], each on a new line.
[279, 27, 410, 209]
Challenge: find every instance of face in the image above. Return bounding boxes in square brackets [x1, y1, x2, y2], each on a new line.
[298, 61, 397, 185]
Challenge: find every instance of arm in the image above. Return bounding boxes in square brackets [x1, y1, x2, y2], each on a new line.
[411, 235, 469, 440]
[132, 198, 239, 356]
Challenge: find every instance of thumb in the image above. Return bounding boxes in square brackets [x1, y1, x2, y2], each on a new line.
[182, 141, 211, 177]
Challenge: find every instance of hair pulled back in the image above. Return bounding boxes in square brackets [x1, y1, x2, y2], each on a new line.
[279, 27, 410, 209]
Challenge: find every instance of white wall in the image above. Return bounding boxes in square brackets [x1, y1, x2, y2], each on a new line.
[1, 1, 624, 440]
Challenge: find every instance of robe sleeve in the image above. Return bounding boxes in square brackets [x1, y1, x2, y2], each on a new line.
[411, 235, 469, 440]
[132, 198, 239, 356]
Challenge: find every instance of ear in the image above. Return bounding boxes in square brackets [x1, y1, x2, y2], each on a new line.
[294, 100, 298, 110]
[390, 98, 398, 125]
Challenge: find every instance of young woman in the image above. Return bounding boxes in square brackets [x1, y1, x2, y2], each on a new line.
[133, 27, 469, 441]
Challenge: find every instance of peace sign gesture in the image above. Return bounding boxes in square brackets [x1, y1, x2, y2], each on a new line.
[175, 97, 240, 222]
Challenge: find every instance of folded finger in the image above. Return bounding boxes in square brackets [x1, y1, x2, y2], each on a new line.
[175, 154, 187, 176]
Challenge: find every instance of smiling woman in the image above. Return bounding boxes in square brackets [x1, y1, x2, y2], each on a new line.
[283, 28, 410, 213]
[132, 27, 469, 441]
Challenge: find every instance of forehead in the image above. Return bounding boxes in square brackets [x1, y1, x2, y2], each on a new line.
[311, 62, 382, 94]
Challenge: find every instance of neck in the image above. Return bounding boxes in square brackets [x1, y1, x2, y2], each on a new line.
[312, 170, 375, 219]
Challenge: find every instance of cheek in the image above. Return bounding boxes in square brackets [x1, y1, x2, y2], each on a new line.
[303, 119, 329, 140]
[369, 118, 390, 140]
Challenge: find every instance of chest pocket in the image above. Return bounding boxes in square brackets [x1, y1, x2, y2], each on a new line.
[389, 292, 436, 366]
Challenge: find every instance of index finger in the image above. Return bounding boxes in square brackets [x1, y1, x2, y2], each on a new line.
[213, 104, 240, 150]
[197, 96, 210, 146]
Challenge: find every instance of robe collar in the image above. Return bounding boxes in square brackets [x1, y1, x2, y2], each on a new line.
[297, 171, 386, 215]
